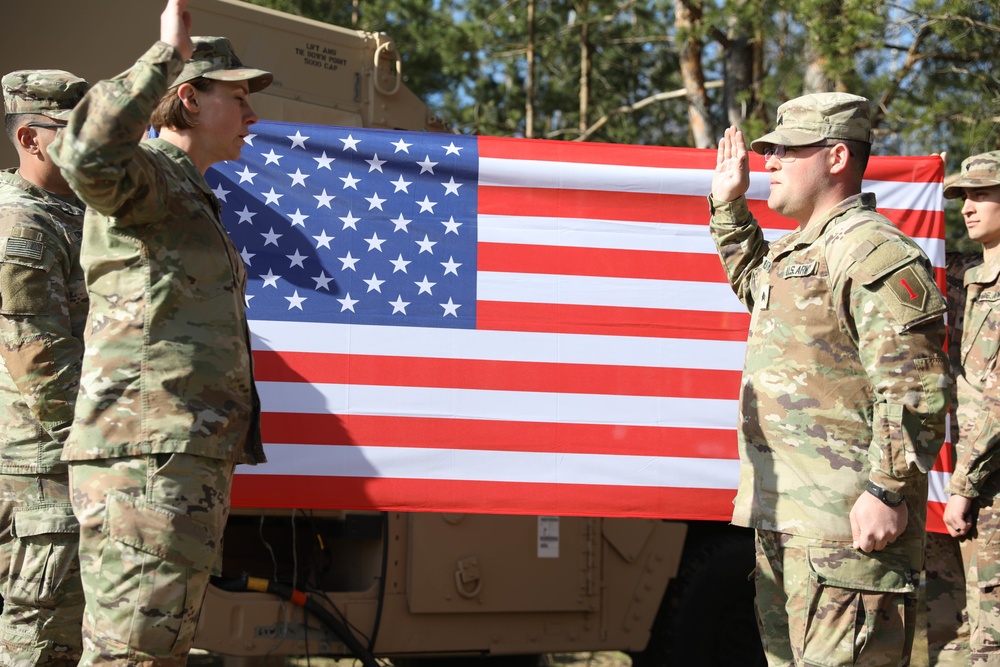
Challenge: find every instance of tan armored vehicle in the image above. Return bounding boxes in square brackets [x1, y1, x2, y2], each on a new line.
[0, 2, 762, 665]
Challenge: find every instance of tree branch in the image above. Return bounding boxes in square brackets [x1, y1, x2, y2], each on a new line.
[565, 80, 723, 142]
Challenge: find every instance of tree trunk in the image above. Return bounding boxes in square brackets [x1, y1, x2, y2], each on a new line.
[674, 0, 713, 148]
[578, 3, 590, 135]
[525, 0, 536, 138]
[723, 9, 756, 127]
[802, 39, 835, 93]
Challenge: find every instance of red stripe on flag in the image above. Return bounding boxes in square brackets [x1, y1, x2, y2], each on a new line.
[252, 351, 743, 399]
[479, 186, 712, 225]
[479, 187, 802, 232]
[260, 413, 739, 459]
[478, 135, 717, 170]
[862, 155, 945, 184]
[926, 502, 947, 533]
[881, 208, 945, 241]
[477, 301, 751, 341]
[232, 474, 737, 520]
[479, 242, 733, 283]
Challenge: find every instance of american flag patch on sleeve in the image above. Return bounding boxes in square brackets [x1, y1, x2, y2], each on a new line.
[5, 236, 44, 262]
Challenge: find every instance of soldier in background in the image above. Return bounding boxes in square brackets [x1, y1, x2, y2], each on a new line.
[47, 0, 270, 663]
[709, 94, 950, 666]
[917, 248, 979, 667]
[941, 150, 1000, 666]
[0, 70, 89, 665]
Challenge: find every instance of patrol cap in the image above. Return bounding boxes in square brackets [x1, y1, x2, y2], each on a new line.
[943, 151, 1000, 199]
[173, 36, 273, 93]
[2, 69, 89, 120]
[750, 92, 875, 155]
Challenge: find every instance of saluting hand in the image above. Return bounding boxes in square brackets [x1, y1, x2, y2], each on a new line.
[161, 0, 194, 61]
[711, 125, 750, 203]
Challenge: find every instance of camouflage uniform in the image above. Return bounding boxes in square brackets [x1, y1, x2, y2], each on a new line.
[917, 251, 981, 667]
[47, 39, 270, 666]
[943, 151, 1000, 666]
[710, 93, 950, 667]
[0, 70, 90, 666]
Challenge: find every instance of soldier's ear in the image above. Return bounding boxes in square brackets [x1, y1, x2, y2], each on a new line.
[177, 83, 199, 112]
[827, 142, 852, 176]
[14, 124, 40, 155]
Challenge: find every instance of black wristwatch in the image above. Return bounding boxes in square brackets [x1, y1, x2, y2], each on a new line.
[866, 480, 904, 507]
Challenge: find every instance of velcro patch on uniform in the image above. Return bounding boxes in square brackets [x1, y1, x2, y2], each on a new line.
[862, 240, 915, 279]
[4, 237, 44, 261]
[762, 257, 773, 272]
[782, 261, 817, 278]
[979, 290, 1000, 302]
[849, 239, 877, 262]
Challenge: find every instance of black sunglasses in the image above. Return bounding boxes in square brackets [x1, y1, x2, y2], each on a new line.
[25, 122, 67, 130]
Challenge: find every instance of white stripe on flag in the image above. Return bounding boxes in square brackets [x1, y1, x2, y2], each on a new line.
[249, 321, 749, 371]
[240, 443, 742, 489]
[928, 470, 951, 504]
[255, 381, 739, 430]
[479, 157, 714, 196]
[477, 271, 748, 312]
[479, 215, 724, 254]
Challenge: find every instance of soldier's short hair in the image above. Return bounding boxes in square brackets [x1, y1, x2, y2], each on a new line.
[4, 112, 49, 145]
[150, 77, 215, 132]
[842, 138, 871, 179]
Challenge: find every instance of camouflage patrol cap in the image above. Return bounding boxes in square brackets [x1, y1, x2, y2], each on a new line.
[750, 92, 875, 155]
[943, 151, 1000, 199]
[173, 36, 273, 93]
[2, 69, 89, 120]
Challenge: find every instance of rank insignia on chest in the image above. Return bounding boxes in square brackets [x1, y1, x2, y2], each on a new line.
[758, 283, 770, 310]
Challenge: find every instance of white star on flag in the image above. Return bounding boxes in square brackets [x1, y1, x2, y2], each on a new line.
[314, 151, 335, 169]
[287, 131, 309, 149]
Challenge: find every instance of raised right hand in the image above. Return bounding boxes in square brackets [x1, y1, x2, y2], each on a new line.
[711, 125, 750, 203]
[161, 0, 194, 61]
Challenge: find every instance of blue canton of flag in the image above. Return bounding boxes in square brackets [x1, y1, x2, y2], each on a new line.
[208, 121, 479, 329]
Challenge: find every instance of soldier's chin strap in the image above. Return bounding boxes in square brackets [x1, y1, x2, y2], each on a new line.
[211, 574, 381, 667]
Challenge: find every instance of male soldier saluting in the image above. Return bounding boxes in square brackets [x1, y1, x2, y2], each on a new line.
[0, 70, 89, 665]
[942, 150, 1000, 666]
[709, 94, 950, 666]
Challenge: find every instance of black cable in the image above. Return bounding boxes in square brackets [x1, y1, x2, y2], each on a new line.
[367, 511, 389, 653]
[212, 575, 381, 667]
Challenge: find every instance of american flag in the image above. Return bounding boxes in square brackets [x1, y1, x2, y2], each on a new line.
[208, 121, 950, 527]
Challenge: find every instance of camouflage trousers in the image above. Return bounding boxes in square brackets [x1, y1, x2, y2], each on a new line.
[754, 530, 920, 667]
[919, 532, 970, 666]
[960, 491, 1000, 665]
[0, 472, 84, 666]
[69, 453, 234, 667]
